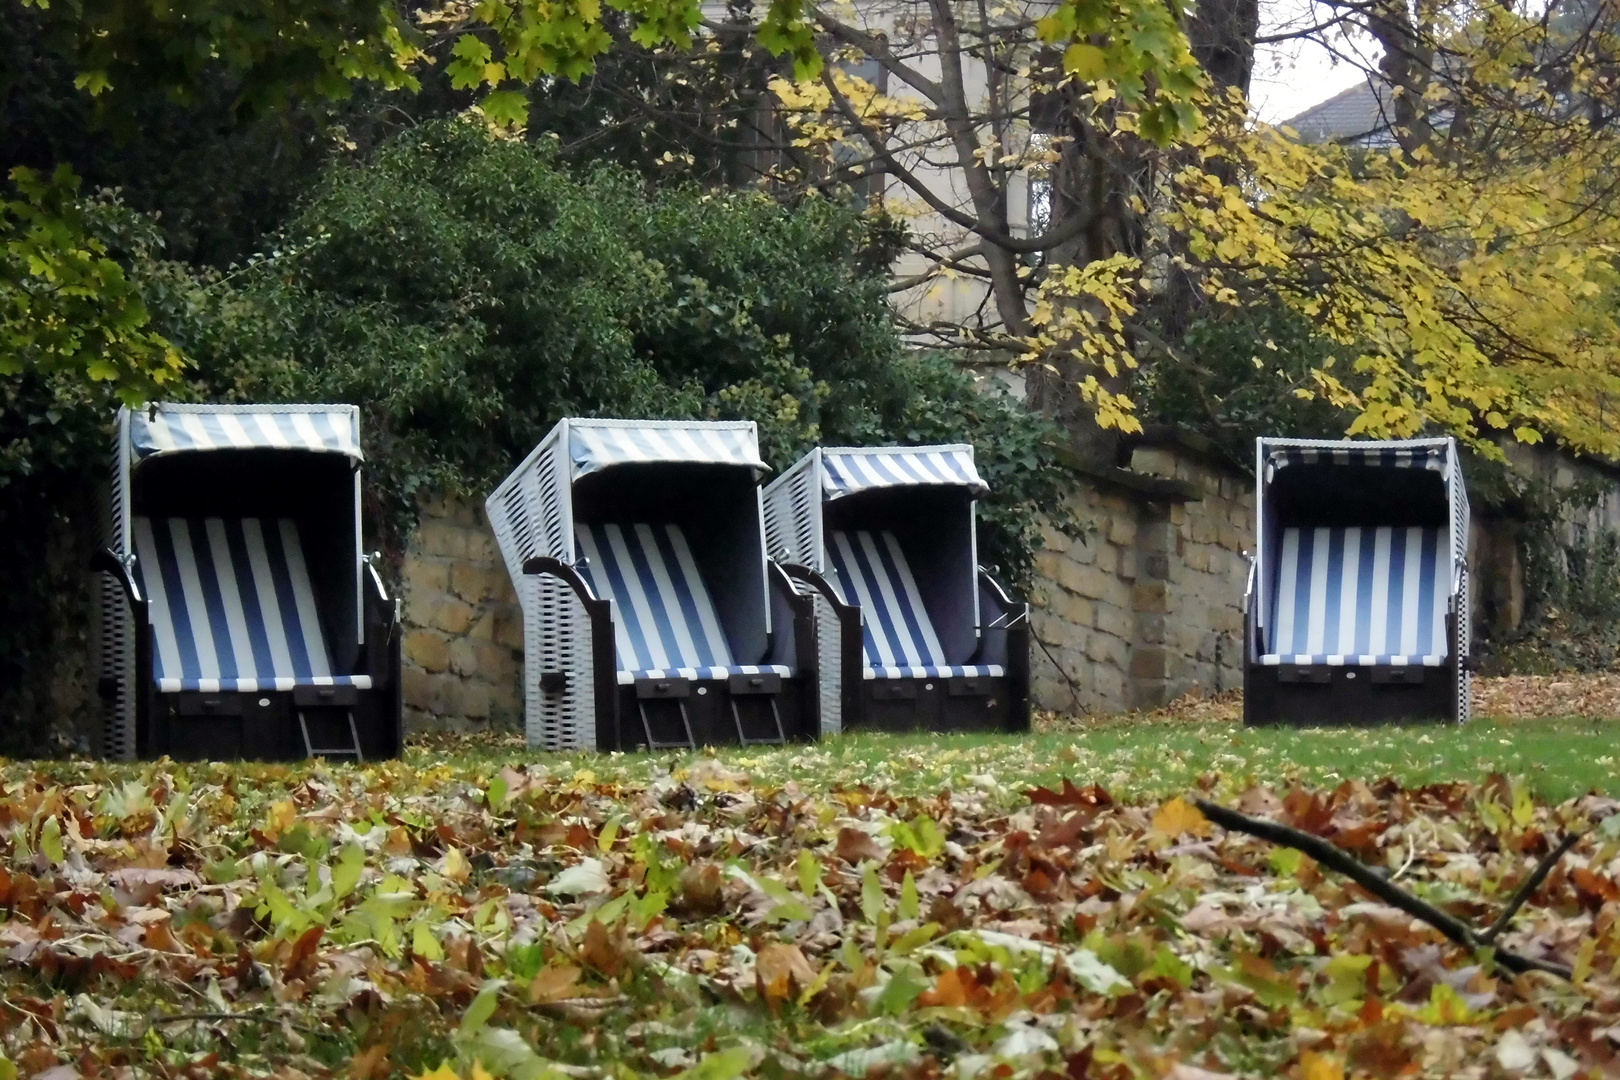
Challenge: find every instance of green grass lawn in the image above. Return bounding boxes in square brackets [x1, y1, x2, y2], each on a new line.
[410, 713, 1620, 805]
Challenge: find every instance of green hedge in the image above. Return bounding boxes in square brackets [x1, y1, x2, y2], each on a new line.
[163, 117, 1072, 584]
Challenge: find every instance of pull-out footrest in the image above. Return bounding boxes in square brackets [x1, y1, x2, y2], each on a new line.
[727, 672, 786, 745]
[635, 677, 696, 750]
[298, 709, 364, 762]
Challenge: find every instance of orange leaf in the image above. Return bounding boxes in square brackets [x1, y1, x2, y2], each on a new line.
[835, 827, 885, 864]
[917, 966, 972, 1008]
[350, 1043, 391, 1079]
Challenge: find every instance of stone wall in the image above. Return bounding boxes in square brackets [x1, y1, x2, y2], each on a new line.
[1028, 431, 1252, 716]
[399, 497, 524, 732]
[1471, 442, 1620, 636]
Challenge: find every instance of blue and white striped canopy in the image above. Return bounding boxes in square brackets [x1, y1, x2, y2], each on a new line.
[129, 404, 362, 463]
[566, 419, 766, 480]
[1266, 440, 1447, 474]
[821, 445, 987, 500]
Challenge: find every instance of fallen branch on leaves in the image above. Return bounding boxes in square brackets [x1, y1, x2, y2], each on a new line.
[1191, 797, 1578, 980]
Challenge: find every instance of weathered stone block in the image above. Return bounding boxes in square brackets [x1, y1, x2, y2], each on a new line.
[453, 681, 491, 719]
[493, 607, 525, 651]
[451, 563, 501, 603]
[1115, 545, 1137, 581]
[1106, 515, 1137, 547]
[1142, 553, 1171, 581]
[1065, 536, 1099, 566]
[1129, 678, 1171, 711]
[1137, 612, 1167, 645]
[450, 639, 479, 677]
[1086, 631, 1127, 669]
[1089, 665, 1126, 707]
[466, 531, 499, 563]
[1138, 520, 1176, 554]
[405, 630, 451, 673]
[402, 666, 434, 710]
[490, 677, 521, 712]
[429, 596, 476, 636]
[1132, 581, 1170, 614]
[1051, 590, 1095, 628]
[475, 640, 517, 678]
[1097, 493, 1131, 513]
[1132, 447, 1177, 477]
[1035, 613, 1088, 653]
[405, 560, 449, 599]
[1130, 645, 1170, 679]
[1094, 602, 1131, 640]
[415, 520, 466, 560]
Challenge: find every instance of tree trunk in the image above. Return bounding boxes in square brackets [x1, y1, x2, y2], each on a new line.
[1025, 98, 1148, 469]
[1026, 0, 1258, 469]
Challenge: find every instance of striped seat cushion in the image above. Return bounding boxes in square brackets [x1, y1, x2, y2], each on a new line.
[133, 517, 371, 693]
[575, 522, 791, 685]
[1264, 525, 1451, 666]
[827, 529, 1004, 682]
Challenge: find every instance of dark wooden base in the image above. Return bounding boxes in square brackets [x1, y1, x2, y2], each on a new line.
[144, 685, 404, 760]
[847, 675, 1027, 734]
[1243, 662, 1457, 726]
[607, 677, 815, 751]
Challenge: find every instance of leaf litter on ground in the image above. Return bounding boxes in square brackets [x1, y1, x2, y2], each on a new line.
[4, 731, 1620, 1079]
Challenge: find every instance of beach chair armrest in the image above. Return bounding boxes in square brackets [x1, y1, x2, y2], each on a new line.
[775, 563, 856, 616]
[521, 556, 600, 603]
[91, 547, 145, 615]
[977, 568, 1027, 630]
[971, 568, 1028, 668]
[764, 563, 819, 669]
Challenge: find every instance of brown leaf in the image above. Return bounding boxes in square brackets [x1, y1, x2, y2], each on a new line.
[143, 917, 179, 953]
[1572, 867, 1620, 908]
[1026, 779, 1113, 809]
[530, 963, 584, 1004]
[1179, 904, 1234, 935]
[284, 924, 325, 981]
[835, 827, 885, 865]
[756, 942, 817, 1004]
[680, 862, 724, 913]
[580, 918, 632, 978]
[348, 1044, 390, 1080]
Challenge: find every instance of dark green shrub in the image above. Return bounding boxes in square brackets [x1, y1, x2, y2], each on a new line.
[167, 117, 1071, 583]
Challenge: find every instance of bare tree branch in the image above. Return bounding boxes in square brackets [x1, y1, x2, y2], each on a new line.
[1193, 797, 1576, 980]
